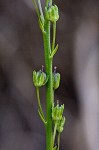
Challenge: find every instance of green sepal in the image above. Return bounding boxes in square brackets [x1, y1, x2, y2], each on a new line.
[53, 72, 60, 90]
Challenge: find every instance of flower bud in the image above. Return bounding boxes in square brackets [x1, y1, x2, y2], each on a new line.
[56, 117, 65, 133]
[33, 70, 48, 87]
[53, 73, 60, 90]
[52, 103, 64, 121]
[45, 5, 59, 22]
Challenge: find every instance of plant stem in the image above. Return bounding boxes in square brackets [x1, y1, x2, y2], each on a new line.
[32, 0, 39, 17]
[57, 133, 60, 150]
[53, 123, 57, 147]
[37, 0, 44, 17]
[43, 20, 53, 150]
[36, 87, 45, 119]
[32, 0, 65, 149]
[52, 22, 56, 51]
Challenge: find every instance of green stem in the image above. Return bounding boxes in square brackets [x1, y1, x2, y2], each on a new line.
[32, 0, 39, 17]
[57, 133, 60, 150]
[38, 109, 47, 125]
[38, 0, 44, 17]
[52, 22, 56, 51]
[36, 87, 45, 119]
[43, 20, 53, 150]
[53, 123, 57, 147]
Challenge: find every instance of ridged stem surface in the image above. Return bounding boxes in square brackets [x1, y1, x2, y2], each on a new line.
[43, 20, 53, 150]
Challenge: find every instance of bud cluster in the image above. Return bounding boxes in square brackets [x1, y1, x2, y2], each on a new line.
[52, 102, 65, 133]
[52, 103, 64, 121]
[45, 5, 59, 22]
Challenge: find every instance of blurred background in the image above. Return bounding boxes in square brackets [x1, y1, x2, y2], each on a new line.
[0, 0, 99, 150]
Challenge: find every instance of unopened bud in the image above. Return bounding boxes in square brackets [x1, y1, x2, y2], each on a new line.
[52, 103, 64, 121]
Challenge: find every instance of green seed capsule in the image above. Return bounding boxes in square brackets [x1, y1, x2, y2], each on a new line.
[33, 70, 48, 87]
[52, 103, 64, 121]
[53, 73, 60, 90]
[45, 5, 59, 22]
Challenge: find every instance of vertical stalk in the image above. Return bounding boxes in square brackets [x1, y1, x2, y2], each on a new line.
[52, 22, 56, 51]
[37, 0, 44, 17]
[53, 123, 57, 147]
[36, 87, 45, 118]
[32, 1, 65, 150]
[57, 133, 60, 150]
[43, 20, 53, 150]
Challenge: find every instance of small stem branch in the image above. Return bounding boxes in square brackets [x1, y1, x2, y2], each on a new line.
[50, 44, 58, 59]
[36, 87, 45, 118]
[53, 123, 57, 147]
[57, 133, 60, 150]
[38, 0, 44, 17]
[52, 22, 56, 51]
[32, 0, 39, 17]
[38, 109, 47, 125]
